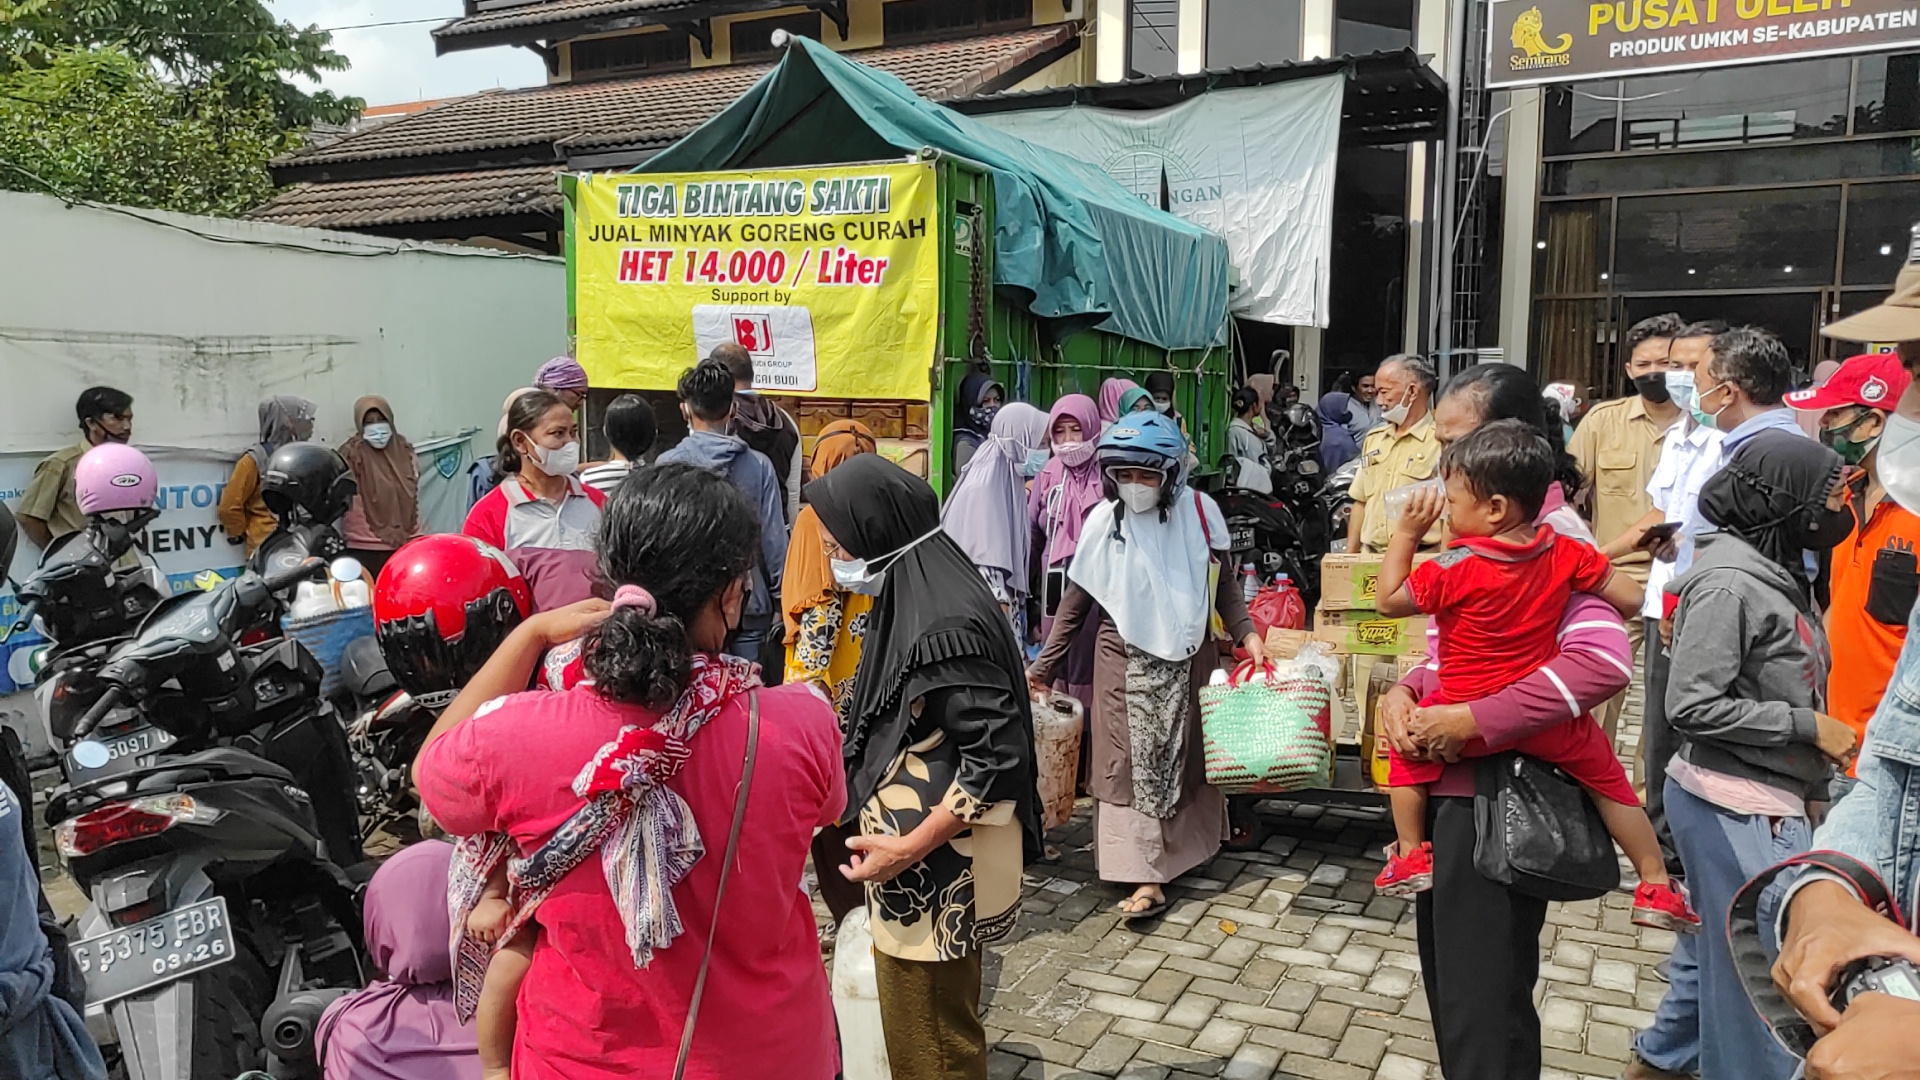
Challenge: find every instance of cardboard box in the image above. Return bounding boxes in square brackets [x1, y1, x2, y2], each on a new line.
[1313, 605, 1429, 657]
[905, 404, 930, 440]
[876, 438, 928, 478]
[854, 403, 907, 440]
[1361, 659, 1400, 788]
[1318, 552, 1438, 610]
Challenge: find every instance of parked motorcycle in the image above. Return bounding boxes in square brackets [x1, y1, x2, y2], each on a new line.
[1323, 457, 1362, 553]
[44, 557, 366, 1080]
[1215, 489, 1317, 611]
[334, 635, 432, 843]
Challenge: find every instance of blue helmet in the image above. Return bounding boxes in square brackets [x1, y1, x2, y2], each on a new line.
[1098, 411, 1187, 485]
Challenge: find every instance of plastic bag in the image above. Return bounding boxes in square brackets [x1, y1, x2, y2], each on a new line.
[1248, 580, 1307, 635]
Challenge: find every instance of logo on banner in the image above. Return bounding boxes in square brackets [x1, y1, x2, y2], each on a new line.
[732, 314, 773, 354]
[1510, 6, 1573, 70]
[691, 305, 819, 392]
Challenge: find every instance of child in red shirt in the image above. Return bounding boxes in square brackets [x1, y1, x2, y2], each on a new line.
[1373, 420, 1697, 932]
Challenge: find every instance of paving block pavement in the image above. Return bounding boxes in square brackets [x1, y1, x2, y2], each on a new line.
[819, 678, 1670, 1079]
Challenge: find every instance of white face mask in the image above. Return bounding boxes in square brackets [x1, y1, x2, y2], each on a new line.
[361, 422, 393, 450]
[1118, 482, 1161, 514]
[830, 524, 941, 595]
[1381, 387, 1414, 427]
[1878, 408, 1920, 515]
[523, 437, 580, 477]
[1152, 398, 1173, 414]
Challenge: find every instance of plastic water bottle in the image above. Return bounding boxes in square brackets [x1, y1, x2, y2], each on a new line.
[1240, 563, 1260, 602]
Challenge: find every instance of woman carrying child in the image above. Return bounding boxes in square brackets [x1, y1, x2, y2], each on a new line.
[1369, 420, 1694, 932]
[414, 465, 844, 1080]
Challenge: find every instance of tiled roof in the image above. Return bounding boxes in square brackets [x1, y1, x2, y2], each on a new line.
[273, 25, 1077, 175]
[256, 26, 1079, 232]
[249, 167, 562, 230]
[433, 0, 714, 43]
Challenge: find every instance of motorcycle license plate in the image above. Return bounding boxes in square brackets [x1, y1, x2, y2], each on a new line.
[1231, 525, 1256, 550]
[70, 897, 235, 1007]
[65, 723, 176, 784]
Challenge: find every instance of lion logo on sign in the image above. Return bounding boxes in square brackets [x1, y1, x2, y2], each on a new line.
[1512, 6, 1572, 56]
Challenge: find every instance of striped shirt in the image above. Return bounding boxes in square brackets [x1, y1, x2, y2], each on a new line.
[579, 459, 635, 497]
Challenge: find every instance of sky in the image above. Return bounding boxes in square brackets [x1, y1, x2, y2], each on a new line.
[271, 0, 547, 107]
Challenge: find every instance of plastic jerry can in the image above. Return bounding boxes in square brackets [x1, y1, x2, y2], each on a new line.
[1032, 691, 1084, 831]
[831, 909, 893, 1080]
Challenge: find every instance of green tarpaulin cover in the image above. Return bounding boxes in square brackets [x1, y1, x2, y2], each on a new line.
[638, 38, 1230, 352]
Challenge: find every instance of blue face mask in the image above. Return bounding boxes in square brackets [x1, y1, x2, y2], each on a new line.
[1665, 369, 1697, 415]
[1022, 447, 1050, 477]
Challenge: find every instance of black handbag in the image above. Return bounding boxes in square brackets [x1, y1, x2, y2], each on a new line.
[1473, 752, 1621, 902]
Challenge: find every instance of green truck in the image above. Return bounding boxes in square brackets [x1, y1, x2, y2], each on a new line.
[563, 36, 1235, 492]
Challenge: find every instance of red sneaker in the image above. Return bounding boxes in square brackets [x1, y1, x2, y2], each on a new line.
[1374, 842, 1434, 897]
[1632, 880, 1702, 933]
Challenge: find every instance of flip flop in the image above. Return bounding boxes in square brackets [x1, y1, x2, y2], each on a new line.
[1115, 895, 1168, 921]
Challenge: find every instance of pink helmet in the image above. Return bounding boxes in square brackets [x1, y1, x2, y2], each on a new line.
[75, 442, 158, 515]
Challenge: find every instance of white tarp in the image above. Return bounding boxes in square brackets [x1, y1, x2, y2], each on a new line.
[974, 75, 1344, 328]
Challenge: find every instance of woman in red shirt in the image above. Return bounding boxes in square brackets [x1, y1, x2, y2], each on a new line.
[416, 464, 844, 1080]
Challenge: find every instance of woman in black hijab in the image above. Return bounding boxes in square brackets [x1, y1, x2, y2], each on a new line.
[804, 454, 1038, 1080]
[951, 372, 1005, 472]
[1660, 428, 1858, 1080]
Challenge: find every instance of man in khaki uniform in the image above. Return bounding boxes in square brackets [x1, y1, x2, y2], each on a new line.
[17, 386, 134, 552]
[1569, 315, 1686, 744]
[1347, 354, 1442, 553]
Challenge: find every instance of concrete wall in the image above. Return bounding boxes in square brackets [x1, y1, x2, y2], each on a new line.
[0, 190, 565, 456]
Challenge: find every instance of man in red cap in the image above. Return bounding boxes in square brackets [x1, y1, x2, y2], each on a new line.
[1785, 351, 1918, 755]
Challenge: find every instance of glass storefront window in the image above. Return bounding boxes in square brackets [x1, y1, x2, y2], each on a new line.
[1543, 83, 1620, 156]
[1207, 0, 1301, 68]
[1333, 0, 1413, 56]
[1844, 180, 1920, 285]
[1326, 146, 1409, 372]
[1612, 188, 1841, 291]
[1130, 0, 1179, 78]
[1632, 293, 1823, 371]
[1855, 53, 1920, 135]
[1533, 300, 1614, 392]
[1545, 137, 1920, 196]
[1619, 58, 1852, 150]
[1536, 200, 1612, 296]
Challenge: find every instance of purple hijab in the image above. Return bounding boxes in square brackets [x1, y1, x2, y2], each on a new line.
[944, 403, 1047, 588]
[1028, 394, 1104, 568]
[317, 841, 479, 1080]
[1097, 378, 1139, 428]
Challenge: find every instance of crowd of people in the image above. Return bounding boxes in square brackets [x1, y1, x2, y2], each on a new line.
[6, 253, 1920, 1080]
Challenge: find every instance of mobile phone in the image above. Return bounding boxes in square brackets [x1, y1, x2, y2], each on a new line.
[1638, 521, 1681, 548]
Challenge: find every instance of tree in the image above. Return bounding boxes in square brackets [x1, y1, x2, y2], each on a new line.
[0, 0, 361, 127]
[0, 47, 289, 215]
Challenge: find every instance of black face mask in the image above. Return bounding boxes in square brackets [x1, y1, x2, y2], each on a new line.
[1633, 372, 1672, 404]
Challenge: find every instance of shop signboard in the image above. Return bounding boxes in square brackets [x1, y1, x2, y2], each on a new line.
[1488, 0, 1920, 87]
[569, 162, 940, 401]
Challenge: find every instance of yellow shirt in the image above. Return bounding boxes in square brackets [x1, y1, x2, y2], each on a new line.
[18, 440, 91, 542]
[1567, 394, 1677, 577]
[217, 453, 279, 554]
[1348, 413, 1442, 552]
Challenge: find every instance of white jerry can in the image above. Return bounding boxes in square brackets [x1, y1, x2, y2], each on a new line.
[831, 908, 894, 1080]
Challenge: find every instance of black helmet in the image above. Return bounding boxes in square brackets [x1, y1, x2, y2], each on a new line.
[261, 443, 356, 525]
[1278, 402, 1321, 449]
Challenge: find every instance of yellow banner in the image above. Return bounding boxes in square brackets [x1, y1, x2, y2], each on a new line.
[571, 162, 940, 400]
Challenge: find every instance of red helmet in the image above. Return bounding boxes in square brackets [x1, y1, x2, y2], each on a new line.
[372, 535, 533, 708]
